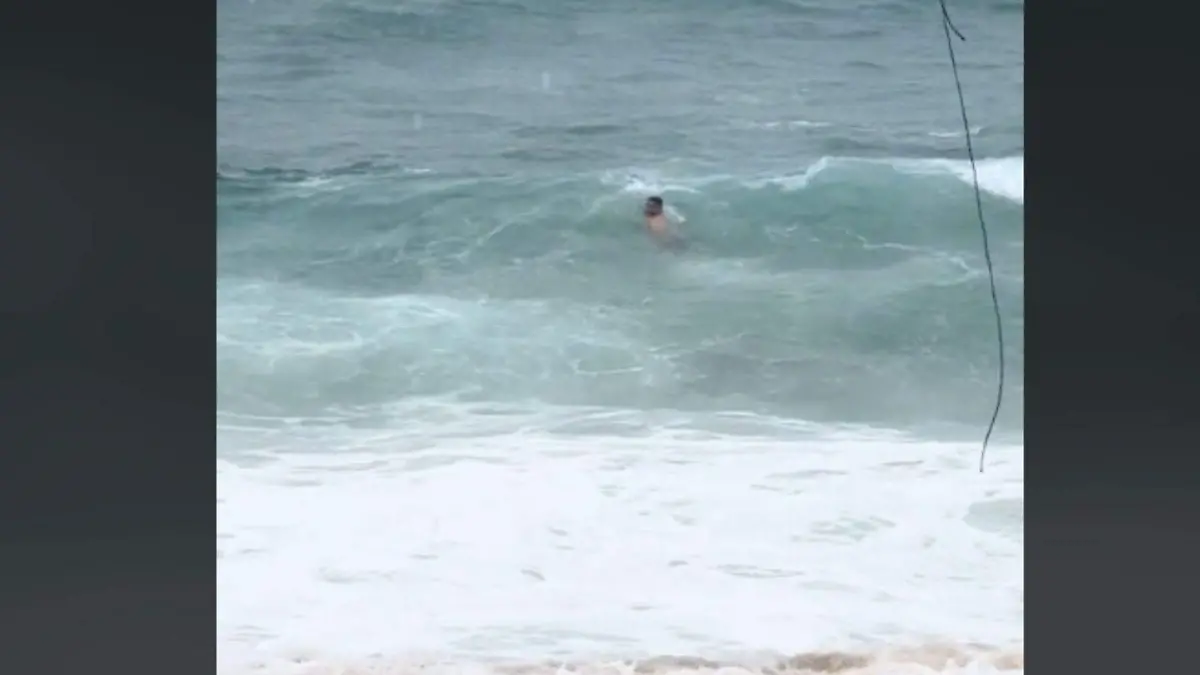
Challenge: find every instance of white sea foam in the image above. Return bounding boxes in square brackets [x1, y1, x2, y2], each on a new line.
[902, 157, 1024, 205]
[218, 428, 1023, 674]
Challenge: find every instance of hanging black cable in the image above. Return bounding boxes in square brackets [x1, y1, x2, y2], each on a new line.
[936, 0, 1006, 473]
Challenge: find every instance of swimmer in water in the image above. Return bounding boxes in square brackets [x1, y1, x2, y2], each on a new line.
[643, 195, 684, 250]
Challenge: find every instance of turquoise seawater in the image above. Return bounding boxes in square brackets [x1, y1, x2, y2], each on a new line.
[217, 1, 1023, 671]
[219, 0, 1023, 440]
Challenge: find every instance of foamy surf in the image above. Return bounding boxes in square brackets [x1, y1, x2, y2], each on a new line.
[233, 645, 1024, 675]
[220, 0, 1023, 671]
[897, 158, 1024, 204]
[218, 431, 1022, 673]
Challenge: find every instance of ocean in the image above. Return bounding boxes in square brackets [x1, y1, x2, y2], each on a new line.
[217, 0, 1024, 672]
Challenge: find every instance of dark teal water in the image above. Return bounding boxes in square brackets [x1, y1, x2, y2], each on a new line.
[218, 0, 1023, 444]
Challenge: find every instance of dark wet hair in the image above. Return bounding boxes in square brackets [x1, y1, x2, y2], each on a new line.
[647, 196, 663, 206]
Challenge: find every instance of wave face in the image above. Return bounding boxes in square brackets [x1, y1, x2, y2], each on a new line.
[218, 0, 1023, 671]
[219, 157, 1022, 435]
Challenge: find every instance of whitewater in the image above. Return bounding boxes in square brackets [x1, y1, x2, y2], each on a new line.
[218, 0, 1024, 672]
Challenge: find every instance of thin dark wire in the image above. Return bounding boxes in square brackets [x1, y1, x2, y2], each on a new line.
[937, 0, 1005, 473]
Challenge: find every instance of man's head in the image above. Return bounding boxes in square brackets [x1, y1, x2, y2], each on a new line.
[644, 196, 664, 217]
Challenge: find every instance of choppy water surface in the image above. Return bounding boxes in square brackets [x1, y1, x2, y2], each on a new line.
[218, 0, 1023, 672]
